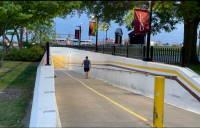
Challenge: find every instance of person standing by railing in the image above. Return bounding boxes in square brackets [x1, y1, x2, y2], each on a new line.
[82, 56, 91, 79]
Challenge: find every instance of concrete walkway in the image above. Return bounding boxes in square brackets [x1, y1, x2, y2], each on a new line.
[55, 69, 200, 127]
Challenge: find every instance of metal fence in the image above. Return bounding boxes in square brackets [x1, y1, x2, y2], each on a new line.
[152, 46, 182, 65]
[197, 46, 200, 61]
[51, 43, 200, 66]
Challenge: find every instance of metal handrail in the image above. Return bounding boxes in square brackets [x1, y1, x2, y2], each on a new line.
[69, 63, 200, 102]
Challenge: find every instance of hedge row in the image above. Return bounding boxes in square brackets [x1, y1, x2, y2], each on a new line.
[2, 45, 45, 62]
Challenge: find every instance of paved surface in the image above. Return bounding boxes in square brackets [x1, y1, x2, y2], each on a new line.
[55, 69, 200, 127]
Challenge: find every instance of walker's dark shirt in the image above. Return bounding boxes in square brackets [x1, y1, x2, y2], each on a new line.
[83, 59, 90, 69]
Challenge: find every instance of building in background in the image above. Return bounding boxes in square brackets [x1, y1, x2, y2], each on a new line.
[52, 38, 67, 45]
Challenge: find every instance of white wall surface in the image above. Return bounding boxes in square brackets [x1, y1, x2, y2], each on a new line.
[50, 47, 200, 114]
[29, 53, 61, 128]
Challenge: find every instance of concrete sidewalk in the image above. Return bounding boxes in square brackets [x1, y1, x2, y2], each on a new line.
[55, 70, 200, 127]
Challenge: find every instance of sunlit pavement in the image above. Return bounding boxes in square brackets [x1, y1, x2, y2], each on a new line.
[55, 69, 200, 127]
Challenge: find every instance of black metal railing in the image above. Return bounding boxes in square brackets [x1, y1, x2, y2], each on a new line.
[152, 46, 182, 65]
[128, 44, 144, 59]
[51, 43, 200, 66]
[197, 46, 200, 61]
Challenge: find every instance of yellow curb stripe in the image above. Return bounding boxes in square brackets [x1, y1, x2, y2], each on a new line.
[111, 61, 200, 93]
[63, 61, 200, 93]
[63, 71, 153, 127]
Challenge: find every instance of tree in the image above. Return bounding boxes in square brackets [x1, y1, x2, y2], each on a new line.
[0, 1, 82, 66]
[82, 1, 135, 23]
[0, 1, 82, 45]
[179, 1, 200, 65]
[149, 1, 200, 65]
[83, 1, 200, 65]
[27, 22, 56, 44]
[0, 2, 31, 46]
[1, 1, 199, 66]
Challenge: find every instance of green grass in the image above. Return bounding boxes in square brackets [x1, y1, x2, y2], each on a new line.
[188, 64, 200, 75]
[0, 61, 38, 127]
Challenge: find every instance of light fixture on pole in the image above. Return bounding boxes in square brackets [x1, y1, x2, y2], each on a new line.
[104, 23, 109, 43]
[95, 16, 99, 52]
[90, 14, 99, 52]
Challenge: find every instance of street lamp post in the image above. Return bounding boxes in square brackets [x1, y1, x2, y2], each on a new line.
[95, 16, 99, 52]
[90, 14, 99, 52]
[46, 42, 50, 65]
[104, 23, 109, 42]
[144, 1, 153, 61]
[106, 30, 108, 41]
[198, 30, 200, 59]
[104, 25, 109, 53]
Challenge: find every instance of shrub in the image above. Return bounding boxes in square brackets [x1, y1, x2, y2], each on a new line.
[4, 45, 45, 62]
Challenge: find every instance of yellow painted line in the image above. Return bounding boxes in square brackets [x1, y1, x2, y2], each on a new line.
[110, 61, 177, 74]
[62, 71, 153, 127]
[176, 72, 200, 93]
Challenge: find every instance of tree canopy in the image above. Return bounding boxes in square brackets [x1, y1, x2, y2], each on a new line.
[83, 1, 200, 65]
[0, 1, 82, 40]
[0, 1, 199, 65]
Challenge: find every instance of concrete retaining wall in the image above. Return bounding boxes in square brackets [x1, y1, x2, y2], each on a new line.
[50, 47, 200, 114]
[29, 53, 61, 127]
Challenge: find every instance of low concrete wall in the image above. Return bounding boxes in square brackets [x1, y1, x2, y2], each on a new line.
[50, 47, 200, 114]
[29, 53, 61, 127]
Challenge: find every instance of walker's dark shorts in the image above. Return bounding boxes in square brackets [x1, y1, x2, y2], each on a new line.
[84, 68, 90, 72]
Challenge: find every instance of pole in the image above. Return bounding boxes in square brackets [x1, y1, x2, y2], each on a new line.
[126, 43, 129, 57]
[153, 76, 165, 128]
[26, 29, 28, 43]
[144, 1, 152, 61]
[79, 26, 81, 46]
[106, 30, 108, 42]
[46, 42, 50, 65]
[198, 30, 200, 60]
[39, 30, 41, 44]
[95, 16, 99, 52]
[181, 46, 185, 67]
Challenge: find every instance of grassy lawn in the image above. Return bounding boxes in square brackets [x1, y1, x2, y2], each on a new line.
[188, 64, 200, 75]
[0, 61, 38, 127]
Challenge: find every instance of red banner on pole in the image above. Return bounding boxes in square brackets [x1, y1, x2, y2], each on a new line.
[89, 21, 96, 36]
[134, 8, 150, 35]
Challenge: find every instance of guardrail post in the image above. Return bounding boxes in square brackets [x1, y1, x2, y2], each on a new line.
[143, 46, 146, 60]
[126, 44, 129, 57]
[181, 46, 185, 67]
[150, 46, 154, 61]
[46, 42, 50, 65]
[153, 76, 165, 128]
[112, 45, 116, 55]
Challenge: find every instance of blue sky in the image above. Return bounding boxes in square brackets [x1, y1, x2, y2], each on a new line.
[54, 12, 184, 44]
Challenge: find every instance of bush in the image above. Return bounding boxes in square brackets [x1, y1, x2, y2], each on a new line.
[4, 45, 45, 62]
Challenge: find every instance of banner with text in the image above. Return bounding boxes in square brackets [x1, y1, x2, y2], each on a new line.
[134, 9, 150, 35]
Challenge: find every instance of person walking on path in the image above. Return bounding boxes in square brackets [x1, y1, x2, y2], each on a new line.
[82, 56, 91, 79]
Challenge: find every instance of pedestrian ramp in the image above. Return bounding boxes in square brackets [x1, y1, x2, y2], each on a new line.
[54, 69, 200, 127]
